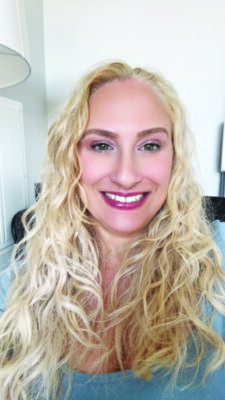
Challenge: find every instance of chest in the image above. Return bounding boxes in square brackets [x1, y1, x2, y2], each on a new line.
[67, 327, 131, 374]
[67, 269, 132, 373]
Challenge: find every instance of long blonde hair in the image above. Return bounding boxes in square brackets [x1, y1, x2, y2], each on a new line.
[0, 61, 225, 399]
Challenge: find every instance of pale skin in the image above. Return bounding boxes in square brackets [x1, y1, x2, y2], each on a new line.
[68, 79, 174, 373]
[78, 78, 173, 288]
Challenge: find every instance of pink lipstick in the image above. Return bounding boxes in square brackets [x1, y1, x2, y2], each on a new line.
[100, 191, 150, 210]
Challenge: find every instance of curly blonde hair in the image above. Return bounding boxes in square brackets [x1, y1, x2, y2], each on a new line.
[0, 61, 225, 399]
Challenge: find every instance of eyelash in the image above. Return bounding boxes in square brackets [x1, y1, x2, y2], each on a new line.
[90, 142, 113, 152]
[90, 141, 161, 152]
[140, 142, 160, 152]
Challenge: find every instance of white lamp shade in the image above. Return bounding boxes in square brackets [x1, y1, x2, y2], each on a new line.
[0, 0, 31, 88]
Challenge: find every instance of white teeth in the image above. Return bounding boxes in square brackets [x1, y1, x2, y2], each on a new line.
[105, 193, 145, 203]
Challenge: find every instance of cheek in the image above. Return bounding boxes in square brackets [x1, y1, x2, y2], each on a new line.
[146, 154, 173, 183]
[79, 153, 110, 184]
[80, 167, 100, 184]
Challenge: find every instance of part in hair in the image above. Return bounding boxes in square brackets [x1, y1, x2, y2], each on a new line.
[0, 61, 225, 399]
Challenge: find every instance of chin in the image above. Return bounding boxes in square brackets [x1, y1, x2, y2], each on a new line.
[109, 223, 150, 237]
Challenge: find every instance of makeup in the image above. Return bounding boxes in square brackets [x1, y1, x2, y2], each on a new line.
[78, 78, 173, 238]
[101, 192, 150, 210]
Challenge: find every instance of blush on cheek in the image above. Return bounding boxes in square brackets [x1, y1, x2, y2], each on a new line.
[80, 154, 114, 183]
[149, 160, 172, 182]
[81, 166, 107, 183]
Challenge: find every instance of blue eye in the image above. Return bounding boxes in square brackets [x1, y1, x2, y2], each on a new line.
[141, 142, 160, 151]
[90, 142, 112, 151]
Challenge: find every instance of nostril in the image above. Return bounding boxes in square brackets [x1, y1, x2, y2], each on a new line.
[110, 164, 142, 188]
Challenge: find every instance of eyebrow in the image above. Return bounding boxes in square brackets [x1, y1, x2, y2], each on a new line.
[82, 127, 169, 139]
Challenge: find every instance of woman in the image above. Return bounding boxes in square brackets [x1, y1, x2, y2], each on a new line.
[0, 61, 225, 399]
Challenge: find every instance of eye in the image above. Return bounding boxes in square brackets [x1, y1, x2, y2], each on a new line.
[90, 142, 113, 152]
[140, 142, 160, 152]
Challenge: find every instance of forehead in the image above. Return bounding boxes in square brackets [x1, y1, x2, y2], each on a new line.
[87, 78, 171, 133]
[89, 78, 165, 109]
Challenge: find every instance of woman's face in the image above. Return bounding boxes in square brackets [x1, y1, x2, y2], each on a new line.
[78, 78, 173, 243]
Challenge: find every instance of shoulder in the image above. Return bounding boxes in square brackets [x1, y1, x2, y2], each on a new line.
[209, 220, 225, 336]
[0, 261, 23, 314]
[210, 220, 225, 268]
[0, 267, 13, 314]
[210, 220, 225, 247]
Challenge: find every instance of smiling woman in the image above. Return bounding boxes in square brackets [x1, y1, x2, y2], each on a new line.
[0, 61, 225, 400]
[78, 79, 173, 244]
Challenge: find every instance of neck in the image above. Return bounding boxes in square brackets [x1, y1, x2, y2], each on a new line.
[90, 225, 145, 300]
[94, 226, 142, 263]
[93, 236, 127, 301]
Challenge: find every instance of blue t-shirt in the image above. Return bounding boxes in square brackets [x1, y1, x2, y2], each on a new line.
[0, 221, 225, 399]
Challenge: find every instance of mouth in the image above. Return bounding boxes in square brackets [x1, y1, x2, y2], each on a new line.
[100, 191, 150, 210]
[104, 192, 146, 203]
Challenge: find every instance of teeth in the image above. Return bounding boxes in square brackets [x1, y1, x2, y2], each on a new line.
[105, 193, 144, 203]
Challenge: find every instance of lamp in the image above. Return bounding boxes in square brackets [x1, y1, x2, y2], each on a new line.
[0, 0, 31, 88]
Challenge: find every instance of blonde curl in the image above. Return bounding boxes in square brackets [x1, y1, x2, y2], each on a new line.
[0, 61, 225, 399]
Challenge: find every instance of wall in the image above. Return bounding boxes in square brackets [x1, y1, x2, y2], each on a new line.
[0, 0, 47, 206]
[43, 0, 225, 196]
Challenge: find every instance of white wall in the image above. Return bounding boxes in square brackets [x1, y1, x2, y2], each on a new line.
[44, 0, 225, 196]
[0, 0, 47, 206]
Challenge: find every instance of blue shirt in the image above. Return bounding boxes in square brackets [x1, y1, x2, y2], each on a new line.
[1, 220, 225, 399]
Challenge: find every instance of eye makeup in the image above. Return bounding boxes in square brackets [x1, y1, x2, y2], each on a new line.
[90, 141, 114, 152]
[79, 130, 169, 153]
[139, 142, 161, 152]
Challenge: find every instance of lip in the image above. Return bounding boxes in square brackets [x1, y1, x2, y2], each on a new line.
[102, 191, 147, 197]
[100, 191, 150, 210]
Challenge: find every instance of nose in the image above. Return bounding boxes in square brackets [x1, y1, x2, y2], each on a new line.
[110, 152, 142, 189]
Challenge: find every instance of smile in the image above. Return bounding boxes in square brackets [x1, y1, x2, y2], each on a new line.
[105, 193, 145, 203]
[100, 191, 150, 210]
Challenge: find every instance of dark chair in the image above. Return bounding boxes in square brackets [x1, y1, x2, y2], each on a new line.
[203, 196, 225, 222]
[11, 209, 27, 244]
[11, 209, 35, 244]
